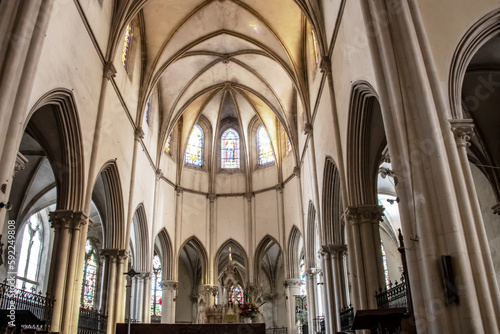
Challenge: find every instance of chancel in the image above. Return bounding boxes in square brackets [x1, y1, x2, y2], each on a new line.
[0, 1, 499, 334]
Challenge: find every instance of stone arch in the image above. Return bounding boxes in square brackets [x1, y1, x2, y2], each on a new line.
[306, 201, 318, 269]
[214, 238, 248, 283]
[131, 203, 149, 272]
[322, 157, 344, 246]
[25, 88, 85, 212]
[94, 161, 125, 249]
[346, 81, 387, 206]
[155, 228, 174, 280]
[287, 225, 303, 278]
[179, 236, 209, 285]
[254, 235, 282, 285]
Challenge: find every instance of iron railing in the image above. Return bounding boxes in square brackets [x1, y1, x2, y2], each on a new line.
[375, 277, 408, 310]
[0, 282, 54, 329]
[77, 307, 107, 334]
[266, 327, 287, 334]
[339, 306, 354, 332]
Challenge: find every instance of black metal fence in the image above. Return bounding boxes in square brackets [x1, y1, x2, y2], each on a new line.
[0, 282, 54, 329]
[339, 306, 354, 332]
[266, 327, 287, 334]
[151, 315, 161, 323]
[375, 278, 408, 310]
[77, 307, 107, 334]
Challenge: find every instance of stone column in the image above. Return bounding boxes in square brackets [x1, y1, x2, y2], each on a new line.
[161, 280, 178, 323]
[345, 205, 384, 309]
[450, 119, 500, 327]
[143, 274, 152, 323]
[100, 249, 126, 333]
[330, 244, 348, 332]
[47, 210, 87, 331]
[136, 276, 144, 322]
[305, 268, 321, 333]
[130, 276, 138, 321]
[284, 279, 302, 334]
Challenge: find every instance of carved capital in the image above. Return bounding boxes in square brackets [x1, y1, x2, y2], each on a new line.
[449, 119, 474, 148]
[492, 203, 500, 215]
[13, 152, 28, 178]
[327, 244, 347, 255]
[103, 62, 117, 80]
[345, 205, 384, 224]
[284, 278, 303, 288]
[320, 56, 331, 74]
[208, 193, 217, 203]
[161, 280, 178, 291]
[49, 210, 88, 230]
[135, 127, 144, 141]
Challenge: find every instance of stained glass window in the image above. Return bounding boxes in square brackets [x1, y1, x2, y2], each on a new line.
[381, 243, 390, 289]
[257, 125, 274, 165]
[145, 96, 152, 126]
[16, 213, 43, 291]
[286, 138, 292, 154]
[81, 239, 97, 308]
[229, 284, 244, 305]
[122, 24, 132, 67]
[185, 125, 203, 166]
[312, 30, 320, 65]
[299, 257, 306, 295]
[151, 253, 162, 316]
[165, 136, 171, 154]
[221, 128, 240, 169]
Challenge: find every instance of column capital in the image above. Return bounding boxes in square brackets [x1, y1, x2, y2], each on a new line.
[345, 205, 384, 223]
[305, 267, 322, 278]
[49, 210, 88, 230]
[160, 280, 178, 291]
[175, 186, 183, 196]
[284, 278, 303, 288]
[13, 151, 28, 178]
[100, 248, 127, 262]
[320, 56, 331, 74]
[492, 203, 500, 215]
[208, 193, 217, 203]
[449, 119, 474, 148]
[244, 192, 253, 201]
[103, 62, 117, 80]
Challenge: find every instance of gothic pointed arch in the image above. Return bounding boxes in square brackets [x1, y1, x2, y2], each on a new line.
[93, 161, 125, 249]
[322, 157, 344, 245]
[154, 228, 173, 280]
[287, 225, 303, 278]
[131, 203, 150, 272]
[346, 81, 387, 206]
[22, 89, 85, 213]
[306, 201, 318, 268]
[254, 235, 282, 285]
[178, 236, 209, 285]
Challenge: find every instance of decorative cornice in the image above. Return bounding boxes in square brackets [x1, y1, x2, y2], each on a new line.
[103, 62, 116, 80]
[13, 152, 28, 178]
[449, 119, 474, 148]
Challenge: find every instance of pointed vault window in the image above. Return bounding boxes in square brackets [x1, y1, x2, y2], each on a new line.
[185, 125, 203, 166]
[221, 128, 240, 169]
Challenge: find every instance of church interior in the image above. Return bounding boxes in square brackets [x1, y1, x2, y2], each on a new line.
[0, 0, 499, 333]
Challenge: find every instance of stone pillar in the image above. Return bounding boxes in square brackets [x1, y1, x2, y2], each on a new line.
[161, 280, 178, 323]
[345, 205, 384, 309]
[130, 276, 138, 321]
[305, 268, 321, 333]
[450, 119, 500, 327]
[47, 210, 87, 332]
[320, 247, 335, 333]
[143, 274, 152, 323]
[100, 249, 127, 333]
[330, 244, 348, 332]
[284, 279, 302, 334]
[136, 276, 144, 322]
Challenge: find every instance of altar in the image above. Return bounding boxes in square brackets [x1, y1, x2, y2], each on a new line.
[116, 323, 266, 334]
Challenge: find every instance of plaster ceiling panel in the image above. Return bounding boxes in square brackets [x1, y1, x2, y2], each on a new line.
[158, 55, 219, 116]
[233, 93, 257, 150]
[240, 0, 303, 67]
[200, 90, 225, 138]
[188, 33, 263, 54]
[243, 91, 279, 151]
[141, 0, 204, 65]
